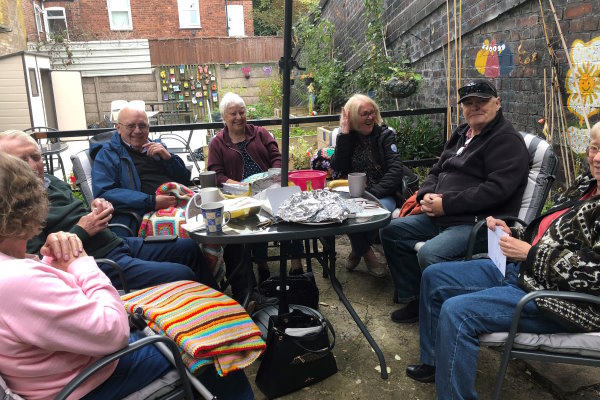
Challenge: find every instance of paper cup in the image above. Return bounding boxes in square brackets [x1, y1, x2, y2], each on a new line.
[199, 187, 219, 204]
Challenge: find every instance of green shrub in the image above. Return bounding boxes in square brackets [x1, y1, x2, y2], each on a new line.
[386, 115, 444, 161]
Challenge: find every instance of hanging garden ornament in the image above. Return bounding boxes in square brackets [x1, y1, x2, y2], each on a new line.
[242, 66, 251, 79]
[224, 63, 230, 69]
[263, 66, 273, 77]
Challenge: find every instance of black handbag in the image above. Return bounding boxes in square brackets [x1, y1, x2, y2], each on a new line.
[255, 308, 338, 399]
[259, 271, 319, 309]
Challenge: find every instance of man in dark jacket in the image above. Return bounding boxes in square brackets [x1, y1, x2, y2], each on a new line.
[0, 130, 216, 291]
[381, 79, 530, 323]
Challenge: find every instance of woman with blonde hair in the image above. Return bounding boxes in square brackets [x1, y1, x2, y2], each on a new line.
[331, 94, 405, 277]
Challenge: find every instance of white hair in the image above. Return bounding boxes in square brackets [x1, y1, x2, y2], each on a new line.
[0, 130, 39, 149]
[219, 92, 246, 120]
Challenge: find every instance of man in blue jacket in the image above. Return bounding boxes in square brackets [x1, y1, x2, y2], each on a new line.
[91, 106, 191, 234]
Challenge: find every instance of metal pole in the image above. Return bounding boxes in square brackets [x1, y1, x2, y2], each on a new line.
[280, 0, 293, 186]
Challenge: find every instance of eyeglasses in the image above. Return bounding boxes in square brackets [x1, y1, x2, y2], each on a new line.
[118, 122, 149, 131]
[458, 82, 497, 99]
[589, 145, 600, 155]
[359, 110, 377, 118]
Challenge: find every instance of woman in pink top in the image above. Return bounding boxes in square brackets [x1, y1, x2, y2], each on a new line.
[0, 152, 255, 399]
[0, 152, 148, 399]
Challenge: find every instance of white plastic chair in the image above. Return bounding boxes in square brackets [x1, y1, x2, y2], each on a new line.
[110, 100, 129, 122]
[128, 100, 146, 111]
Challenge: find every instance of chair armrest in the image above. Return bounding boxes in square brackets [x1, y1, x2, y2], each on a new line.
[465, 216, 528, 260]
[492, 290, 600, 398]
[95, 258, 130, 294]
[54, 335, 194, 400]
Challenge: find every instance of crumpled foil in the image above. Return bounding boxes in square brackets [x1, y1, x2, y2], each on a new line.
[277, 189, 363, 223]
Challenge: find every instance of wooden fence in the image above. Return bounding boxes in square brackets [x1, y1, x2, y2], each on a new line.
[149, 37, 284, 65]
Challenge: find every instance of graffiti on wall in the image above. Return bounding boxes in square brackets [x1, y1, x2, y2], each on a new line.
[475, 39, 514, 78]
[566, 36, 600, 127]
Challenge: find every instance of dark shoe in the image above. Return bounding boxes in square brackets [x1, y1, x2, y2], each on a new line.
[406, 364, 435, 383]
[391, 299, 419, 323]
[346, 252, 361, 271]
[289, 267, 304, 276]
[258, 267, 271, 284]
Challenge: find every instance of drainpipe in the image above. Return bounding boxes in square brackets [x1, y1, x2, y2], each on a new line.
[224, 0, 230, 36]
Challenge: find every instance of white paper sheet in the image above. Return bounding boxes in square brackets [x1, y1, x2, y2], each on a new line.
[487, 226, 509, 277]
[262, 186, 302, 216]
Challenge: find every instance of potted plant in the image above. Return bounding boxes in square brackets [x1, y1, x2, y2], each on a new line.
[383, 68, 423, 98]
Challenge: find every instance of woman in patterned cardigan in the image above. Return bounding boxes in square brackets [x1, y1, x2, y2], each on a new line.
[404, 121, 600, 399]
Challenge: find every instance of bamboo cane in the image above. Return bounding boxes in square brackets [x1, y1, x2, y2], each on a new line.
[547, 0, 591, 132]
[446, 0, 452, 138]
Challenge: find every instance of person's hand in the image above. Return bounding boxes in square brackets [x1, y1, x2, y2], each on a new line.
[90, 198, 113, 214]
[40, 231, 87, 271]
[420, 193, 444, 216]
[76, 206, 113, 236]
[486, 216, 511, 235]
[225, 178, 241, 184]
[499, 235, 531, 261]
[155, 194, 177, 210]
[143, 142, 171, 160]
[339, 107, 350, 134]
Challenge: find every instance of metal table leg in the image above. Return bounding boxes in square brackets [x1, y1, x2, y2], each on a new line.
[324, 235, 388, 379]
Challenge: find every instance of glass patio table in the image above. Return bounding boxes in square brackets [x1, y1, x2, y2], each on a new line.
[189, 191, 391, 379]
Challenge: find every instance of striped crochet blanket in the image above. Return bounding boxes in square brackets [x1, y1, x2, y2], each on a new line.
[121, 281, 265, 376]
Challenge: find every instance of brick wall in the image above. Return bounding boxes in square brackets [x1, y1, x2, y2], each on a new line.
[319, 0, 600, 135]
[0, 0, 27, 54]
[22, 0, 254, 42]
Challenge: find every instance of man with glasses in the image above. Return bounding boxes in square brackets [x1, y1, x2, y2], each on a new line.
[91, 106, 191, 234]
[0, 129, 216, 291]
[381, 78, 530, 323]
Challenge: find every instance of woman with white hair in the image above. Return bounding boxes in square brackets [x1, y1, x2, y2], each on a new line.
[207, 92, 304, 302]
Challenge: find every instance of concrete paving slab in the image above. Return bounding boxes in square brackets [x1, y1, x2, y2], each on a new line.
[245, 236, 561, 399]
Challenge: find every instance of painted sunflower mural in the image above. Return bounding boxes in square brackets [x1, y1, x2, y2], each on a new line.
[566, 36, 600, 127]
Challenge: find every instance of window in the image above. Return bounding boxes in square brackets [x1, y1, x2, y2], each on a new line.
[34, 4, 43, 36]
[28, 69, 39, 97]
[178, 0, 201, 29]
[44, 7, 68, 40]
[107, 0, 132, 30]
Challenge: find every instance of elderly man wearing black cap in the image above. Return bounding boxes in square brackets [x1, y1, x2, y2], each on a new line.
[381, 78, 530, 323]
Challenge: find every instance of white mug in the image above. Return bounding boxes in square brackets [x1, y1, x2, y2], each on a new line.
[199, 187, 219, 204]
[200, 202, 231, 234]
[348, 172, 367, 197]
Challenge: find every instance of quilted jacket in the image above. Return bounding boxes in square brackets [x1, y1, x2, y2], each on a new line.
[518, 174, 600, 331]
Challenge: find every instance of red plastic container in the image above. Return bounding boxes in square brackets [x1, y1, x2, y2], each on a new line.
[288, 170, 327, 191]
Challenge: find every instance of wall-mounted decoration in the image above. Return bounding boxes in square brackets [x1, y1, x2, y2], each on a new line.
[242, 67, 252, 79]
[566, 36, 600, 126]
[566, 126, 591, 154]
[263, 66, 273, 76]
[475, 39, 513, 78]
[224, 63, 230, 69]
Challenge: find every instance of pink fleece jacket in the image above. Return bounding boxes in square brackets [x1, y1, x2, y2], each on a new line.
[0, 253, 129, 400]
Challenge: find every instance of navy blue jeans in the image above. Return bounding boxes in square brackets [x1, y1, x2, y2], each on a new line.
[83, 331, 254, 399]
[348, 195, 396, 256]
[419, 260, 566, 400]
[380, 213, 486, 302]
[100, 237, 217, 290]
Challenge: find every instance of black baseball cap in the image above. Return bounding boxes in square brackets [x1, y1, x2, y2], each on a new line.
[458, 79, 498, 103]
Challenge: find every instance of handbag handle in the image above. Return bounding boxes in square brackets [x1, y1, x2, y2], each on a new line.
[281, 317, 336, 355]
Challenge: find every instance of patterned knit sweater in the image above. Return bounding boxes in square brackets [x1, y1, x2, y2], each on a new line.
[518, 173, 600, 332]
